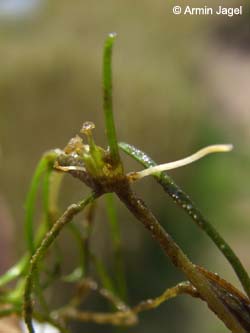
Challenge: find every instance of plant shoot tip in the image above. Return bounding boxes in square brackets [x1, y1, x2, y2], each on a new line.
[223, 144, 233, 152]
[131, 144, 235, 180]
[108, 32, 118, 39]
[81, 121, 95, 135]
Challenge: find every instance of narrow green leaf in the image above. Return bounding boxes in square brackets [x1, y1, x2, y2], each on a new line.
[119, 142, 250, 298]
[105, 193, 127, 300]
[24, 151, 58, 254]
[63, 223, 86, 282]
[91, 254, 116, 294]
[0, 255, 28, 287]
[103, 33, 121, 167]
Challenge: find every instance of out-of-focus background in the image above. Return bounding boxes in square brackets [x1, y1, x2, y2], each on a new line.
[0, 0, 249, 332]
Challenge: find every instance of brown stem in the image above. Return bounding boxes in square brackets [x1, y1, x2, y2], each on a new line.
[116, 187, 245, 333]
[132, 281, 197, 313]
[61, 308, 137, 326]
[23, 193, 98, 333]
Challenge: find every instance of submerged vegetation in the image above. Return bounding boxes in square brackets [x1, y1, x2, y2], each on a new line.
[0, 34, 250, 333]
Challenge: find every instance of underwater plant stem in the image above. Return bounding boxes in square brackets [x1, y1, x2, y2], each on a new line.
[91, 254, 116, 294]
[57, 282, 195, 326]
[63, 224, 86, 282]
[119, 142, 250, 299]
[103, 33, 121, 167]
[42, 168, 53, 229]
[44, 171, 64, 228]
[82, 202, 96, 276]
[25, 150, 59, 254]
[130, 144, 233, 180]
[105, 193, 127, 300]
[0, 255, 29, 288]
[23, 193, 98, 333]
[59, 307, 137, 326]
[116, 188, 245, 332]
[133, 281, 197, 313]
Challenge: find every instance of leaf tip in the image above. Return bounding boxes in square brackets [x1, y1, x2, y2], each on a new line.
[108, 32, 118, 39]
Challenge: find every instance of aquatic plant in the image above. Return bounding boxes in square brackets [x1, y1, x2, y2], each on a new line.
[1, 33, 250, 333]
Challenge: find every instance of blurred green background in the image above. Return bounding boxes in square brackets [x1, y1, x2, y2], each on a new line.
[0, 0, 249, 332]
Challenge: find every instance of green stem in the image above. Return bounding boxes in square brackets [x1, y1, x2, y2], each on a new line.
[25, 151, 59, 254]
[91, 254, 116, 295]
[119, 142, 250, 299]
[82, 202, 96, 276]
[0, 255, 28, 287]
[42, 168, 52, 228]
[63, 223, 86, 282]
[105, 193, 127, 300]
[103, 33, 121, 167]
[26, 155, 61, 314]
[42, 171, 64, 283]
[23, 193, 98, 333]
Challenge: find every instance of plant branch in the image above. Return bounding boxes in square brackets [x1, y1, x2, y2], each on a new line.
[23, 192, 98, 333]
[133, 281, 198, 313]
[57, 281, 195, 326]
[119, 142, 250, 299]
[116, 186, 245, 333]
